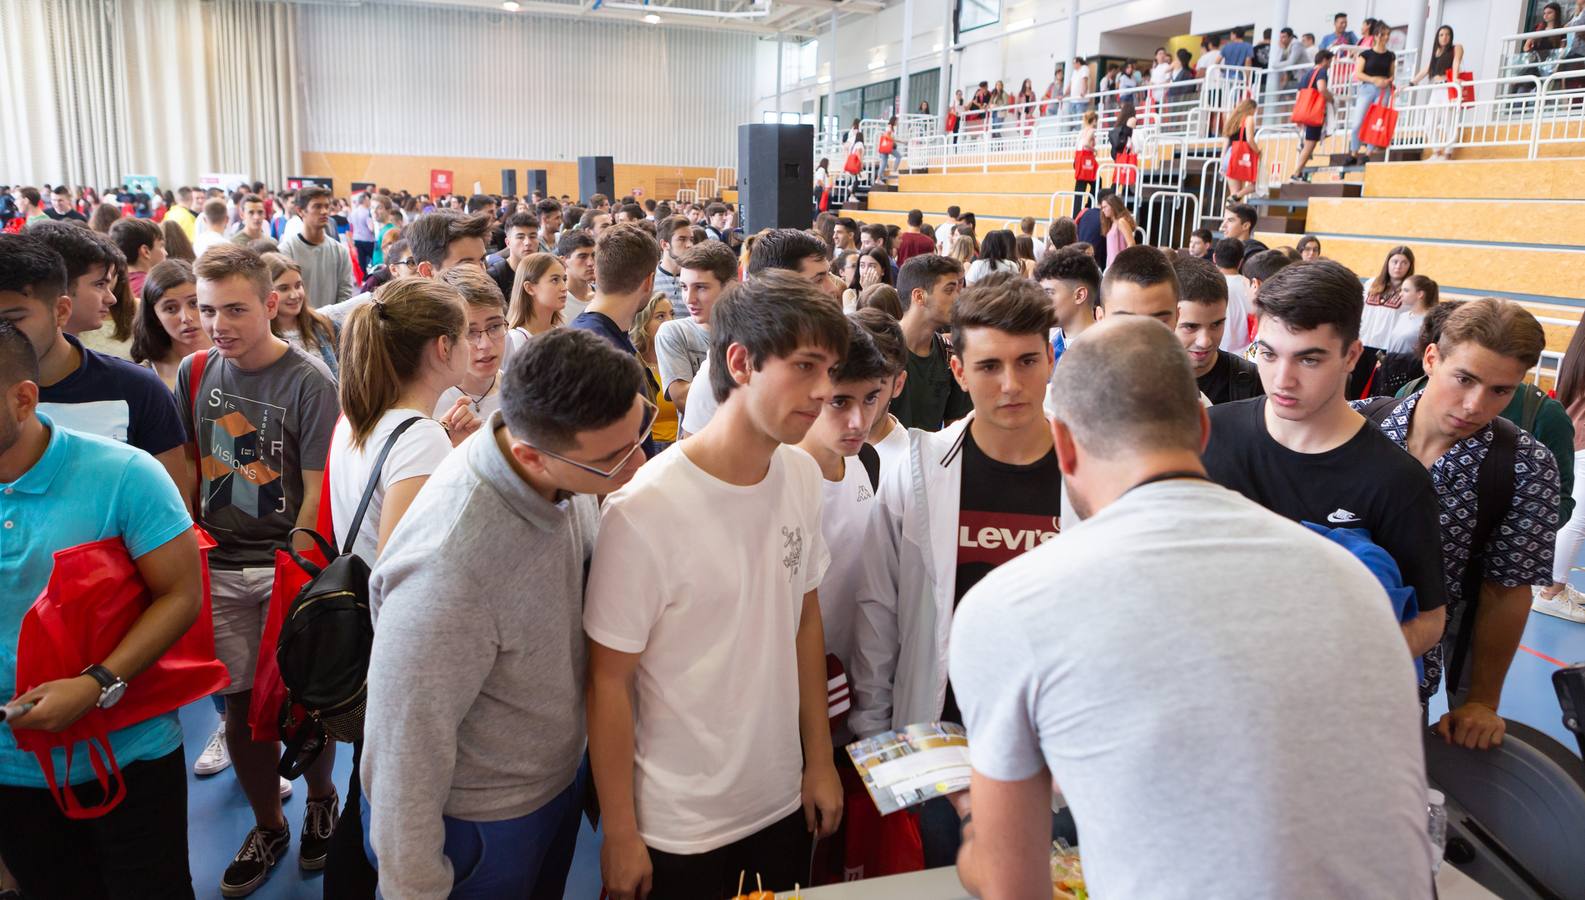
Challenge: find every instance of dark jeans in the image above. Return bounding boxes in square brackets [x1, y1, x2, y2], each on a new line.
[0, 747, 193, 900]
[353, 239, 375, 272]
[323, 740, 377, 899]
[648, 808, 812, 900]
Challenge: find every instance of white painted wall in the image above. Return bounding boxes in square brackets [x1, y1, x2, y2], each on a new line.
[753, 0, 1532, 124]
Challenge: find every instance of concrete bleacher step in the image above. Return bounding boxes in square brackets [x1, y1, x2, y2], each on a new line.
[1304, 197, 1585, 247]
[1363, 158, 1585, 200]
[1272, 181, 1363, 200]
[866, 191, 1054, 220]
[898, 171, 1076, 194]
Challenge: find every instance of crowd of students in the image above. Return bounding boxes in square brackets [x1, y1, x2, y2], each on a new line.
[0, 169, 1578, 900]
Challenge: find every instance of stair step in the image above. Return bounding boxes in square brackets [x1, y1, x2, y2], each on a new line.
[1273, 181, 1363, 200]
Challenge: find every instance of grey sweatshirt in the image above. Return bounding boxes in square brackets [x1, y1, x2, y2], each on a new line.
[363, 413, 598, 898]
[282, 231, 354, 309]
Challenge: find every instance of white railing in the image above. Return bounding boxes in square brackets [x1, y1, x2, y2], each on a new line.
[1534, 71, 1585, 154]
[1383, 75, 1543, 159]
[1197, 157, 1227, 230]
[1251, 125, 1303, 191]
[1497, 24, 1585, 85]
[714, 167, 736, 190]
[695, 178, 719, 199]
[1142, 191, 1202, 250]
[1046, 190, 1094, 229]
[675, 188, 698, 205]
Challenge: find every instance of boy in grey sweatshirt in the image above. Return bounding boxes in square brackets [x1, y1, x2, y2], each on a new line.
[361, 328, 653, 899]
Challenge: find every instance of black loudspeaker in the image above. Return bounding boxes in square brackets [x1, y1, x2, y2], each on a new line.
[738, 124, 814, 233]
[577, 156, 614, 203]
[500, 168, 518, 197]
[527, 169, 548, 197]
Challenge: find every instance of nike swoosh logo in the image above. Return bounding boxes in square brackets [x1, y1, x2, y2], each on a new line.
[1326, 509, 1362, 524]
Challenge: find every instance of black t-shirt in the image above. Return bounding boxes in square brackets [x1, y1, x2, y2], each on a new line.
[487, 257, 516, 302]
[38, 334, 187, 458]
[43, 208, 87, 223]
[1197, 351, 1264, 406]
[1360, 49, 1395, 78]
[1203, 397, 1446, 613]
[891, 334, 973, 431]
[942, 427, 1062, 723]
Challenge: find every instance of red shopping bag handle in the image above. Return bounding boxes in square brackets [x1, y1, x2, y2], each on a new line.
[32, 737, 126, 820]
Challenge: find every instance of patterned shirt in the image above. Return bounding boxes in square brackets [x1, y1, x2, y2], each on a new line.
[1356, 392, 1560, 696]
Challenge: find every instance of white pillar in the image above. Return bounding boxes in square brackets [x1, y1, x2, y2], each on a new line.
[827, 11, 838, 133]
[775, 34, 785, 120]
[937, 1, 952, 117]
[1406, 0, 1428, 76]
[1064, 0, 1080, 78]
[1265, 0, 1290, 124]
[899, 0, 914, 117]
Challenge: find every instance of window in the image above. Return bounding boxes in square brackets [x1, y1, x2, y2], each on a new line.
[781, 39, 819, 85]
[958, 0, 1000, 35]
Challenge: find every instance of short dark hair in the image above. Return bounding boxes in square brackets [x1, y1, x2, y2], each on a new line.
[619, 203, 644, 221]
[896, 254, 963, 307]
[849, 306, 906, 376]
[679, 241, 739, 284]
[834, 316, 892, 384]
[407, 211, 492, 267]
[466, 193, 495, 214]
[708, 270, 849, 403]
[906, 209, 924, 228]
[1212, 237, 1245, 269]
[1046, 217, 1077, 250]
[504, 211, 540, 231]
[946, 205, 962, 219]
[1034, 247, 1102, 297]
[747, 228, 828, 276]
[296, 184, 332, 208]
[1101, 245, 1181, 303]
[657, 215, 692, 245]
[1241, 249, 1293, 284]
[25, 220, 123, 287]
[0, 233, 69, 305]
[856, 283, 904, 319]
[1172, 255, 1228, 304]
[1226, 203, 1258, 231]
[108, 217, 163, 264]
[501, 327, 645, 452]
[554, 229, 596, 258]
[593, 223, 662, 295]
[535, 199, 562, 219]
[705, 202, 729, 217]
[951, 274, 1055, 356]
[0, 319, 39, 389]
[194, 243, 272, 300]
[1254, 259, 1363, 346]
[1190, 227, 1214, 247]
[1334, 11, 1348, 21]
[861, 223, 888, 245]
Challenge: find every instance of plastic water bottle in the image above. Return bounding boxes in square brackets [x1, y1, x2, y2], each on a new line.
[1427, 789, 1448, 875]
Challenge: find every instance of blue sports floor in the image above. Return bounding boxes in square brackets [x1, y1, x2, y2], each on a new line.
[176, 610, 1585, 900]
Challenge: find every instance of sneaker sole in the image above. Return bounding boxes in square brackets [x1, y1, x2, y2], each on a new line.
[300, 852, 328, 872]
[193, 759, 232, 776]
[220, 870, 273, 899]
[1532, 602, 1585, 623]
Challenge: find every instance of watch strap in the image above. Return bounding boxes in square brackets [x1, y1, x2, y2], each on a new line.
[81, 664, 119, 690]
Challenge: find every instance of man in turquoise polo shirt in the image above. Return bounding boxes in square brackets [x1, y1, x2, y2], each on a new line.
[0, 304, 204, 898]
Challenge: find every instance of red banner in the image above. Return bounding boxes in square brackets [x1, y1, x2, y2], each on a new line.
[430, 169, 454, 196]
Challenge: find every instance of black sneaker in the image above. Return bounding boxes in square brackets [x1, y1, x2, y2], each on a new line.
[299, 789, 340, 871]
[220, 824, 290, 897]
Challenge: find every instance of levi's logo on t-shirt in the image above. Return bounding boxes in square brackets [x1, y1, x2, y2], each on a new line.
[957, 511, 1060, 566]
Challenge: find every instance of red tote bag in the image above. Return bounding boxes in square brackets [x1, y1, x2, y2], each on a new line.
[1291, 69, 1327, 127]
[1454, 71, 1475, 105]
[843, 150, 863, 175]
[248, 463, 335, 742]
[1073, 148, 1099, 181]
[1360, 89, 1399, 149]
[1114, 150, 1139, 185]
[12, 529, 229, 818]
[877, 133, 895, 155]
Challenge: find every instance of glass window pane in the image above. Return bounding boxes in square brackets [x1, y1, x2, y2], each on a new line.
[959, 0, 1000, 34]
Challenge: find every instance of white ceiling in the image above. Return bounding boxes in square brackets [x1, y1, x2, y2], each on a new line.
[310, 0, 890, 38]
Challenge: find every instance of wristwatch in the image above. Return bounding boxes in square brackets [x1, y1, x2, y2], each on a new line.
[81, 664, 127, 709]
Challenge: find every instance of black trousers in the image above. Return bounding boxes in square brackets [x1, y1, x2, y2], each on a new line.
[322, 740, 378, 899]
[647, 809, 812, 900]
[0, 747, 193, 900]
[353, 239, 375, 272]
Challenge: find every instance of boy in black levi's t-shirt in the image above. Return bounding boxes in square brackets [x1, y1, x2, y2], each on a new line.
[1201, 261, 1446, 660]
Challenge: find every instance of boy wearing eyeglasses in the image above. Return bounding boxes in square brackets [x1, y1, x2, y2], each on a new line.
[362, 327, 654, 899]
[585, 271, 850, 899]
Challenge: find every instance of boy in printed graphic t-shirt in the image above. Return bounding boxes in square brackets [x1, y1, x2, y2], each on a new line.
[585, 271, 848, 899]
[851, 273, 1061, 867]
[175, 245, 341, 898]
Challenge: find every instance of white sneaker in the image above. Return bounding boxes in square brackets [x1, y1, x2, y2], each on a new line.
[279, 777, 293, 800]
[1532, 583, 1585, 623]
[194, 726, 231, 776]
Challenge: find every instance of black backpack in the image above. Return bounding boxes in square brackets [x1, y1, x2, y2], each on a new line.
[1361, 397, 1516, 692]
[276, 417, 421, 777]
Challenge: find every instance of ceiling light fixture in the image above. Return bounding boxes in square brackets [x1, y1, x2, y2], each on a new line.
[502, 1, 520, 10]
[644, 13, 661, 23]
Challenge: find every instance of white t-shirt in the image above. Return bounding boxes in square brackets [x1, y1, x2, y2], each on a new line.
[193, 229, 228, 258]
[433, 371, 505, 423]
[584, 444, 829, 854]
[950, 480, 1432, 900]
[563, 293, 590, 323]
[1066, 66, 1090, 100]
[327, 410, 453, 562]
[934, 221, 956, 252]
[871, 417, 909, 486]
[1382, 311, 1426, 355]
[680, 353, 719, 435]
[817, 455, 878, 676]
[966, 258, 1021, 285]
[1222, 273, 1254, 353]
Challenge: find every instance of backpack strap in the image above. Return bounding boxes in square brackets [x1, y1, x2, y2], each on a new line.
[185, 349, 214, 514]
[339, 416, 425, 557]
[1360, 395, 1399, 427]
[1447, 418, 1518, 692]
[857, 443, 882, 492]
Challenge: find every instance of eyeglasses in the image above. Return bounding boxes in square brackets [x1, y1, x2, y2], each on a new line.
[526, 395, 657, 479]
[465, 322, 508, 344]
[394, 258, 417, 268]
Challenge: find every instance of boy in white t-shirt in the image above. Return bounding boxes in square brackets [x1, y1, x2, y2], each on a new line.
[585, 271, 849, 899]
[795, 313, 904, 742]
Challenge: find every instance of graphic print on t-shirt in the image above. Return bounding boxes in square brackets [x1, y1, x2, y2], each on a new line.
[958, 511, 1061, 565]
[199, 386, 287, 517]
[782, 525, 805, 582]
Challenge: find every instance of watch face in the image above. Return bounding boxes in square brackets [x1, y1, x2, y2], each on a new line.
[100, 681, 127, 709]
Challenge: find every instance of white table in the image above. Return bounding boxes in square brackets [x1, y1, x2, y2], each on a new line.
[778, 863, 1499, 898]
